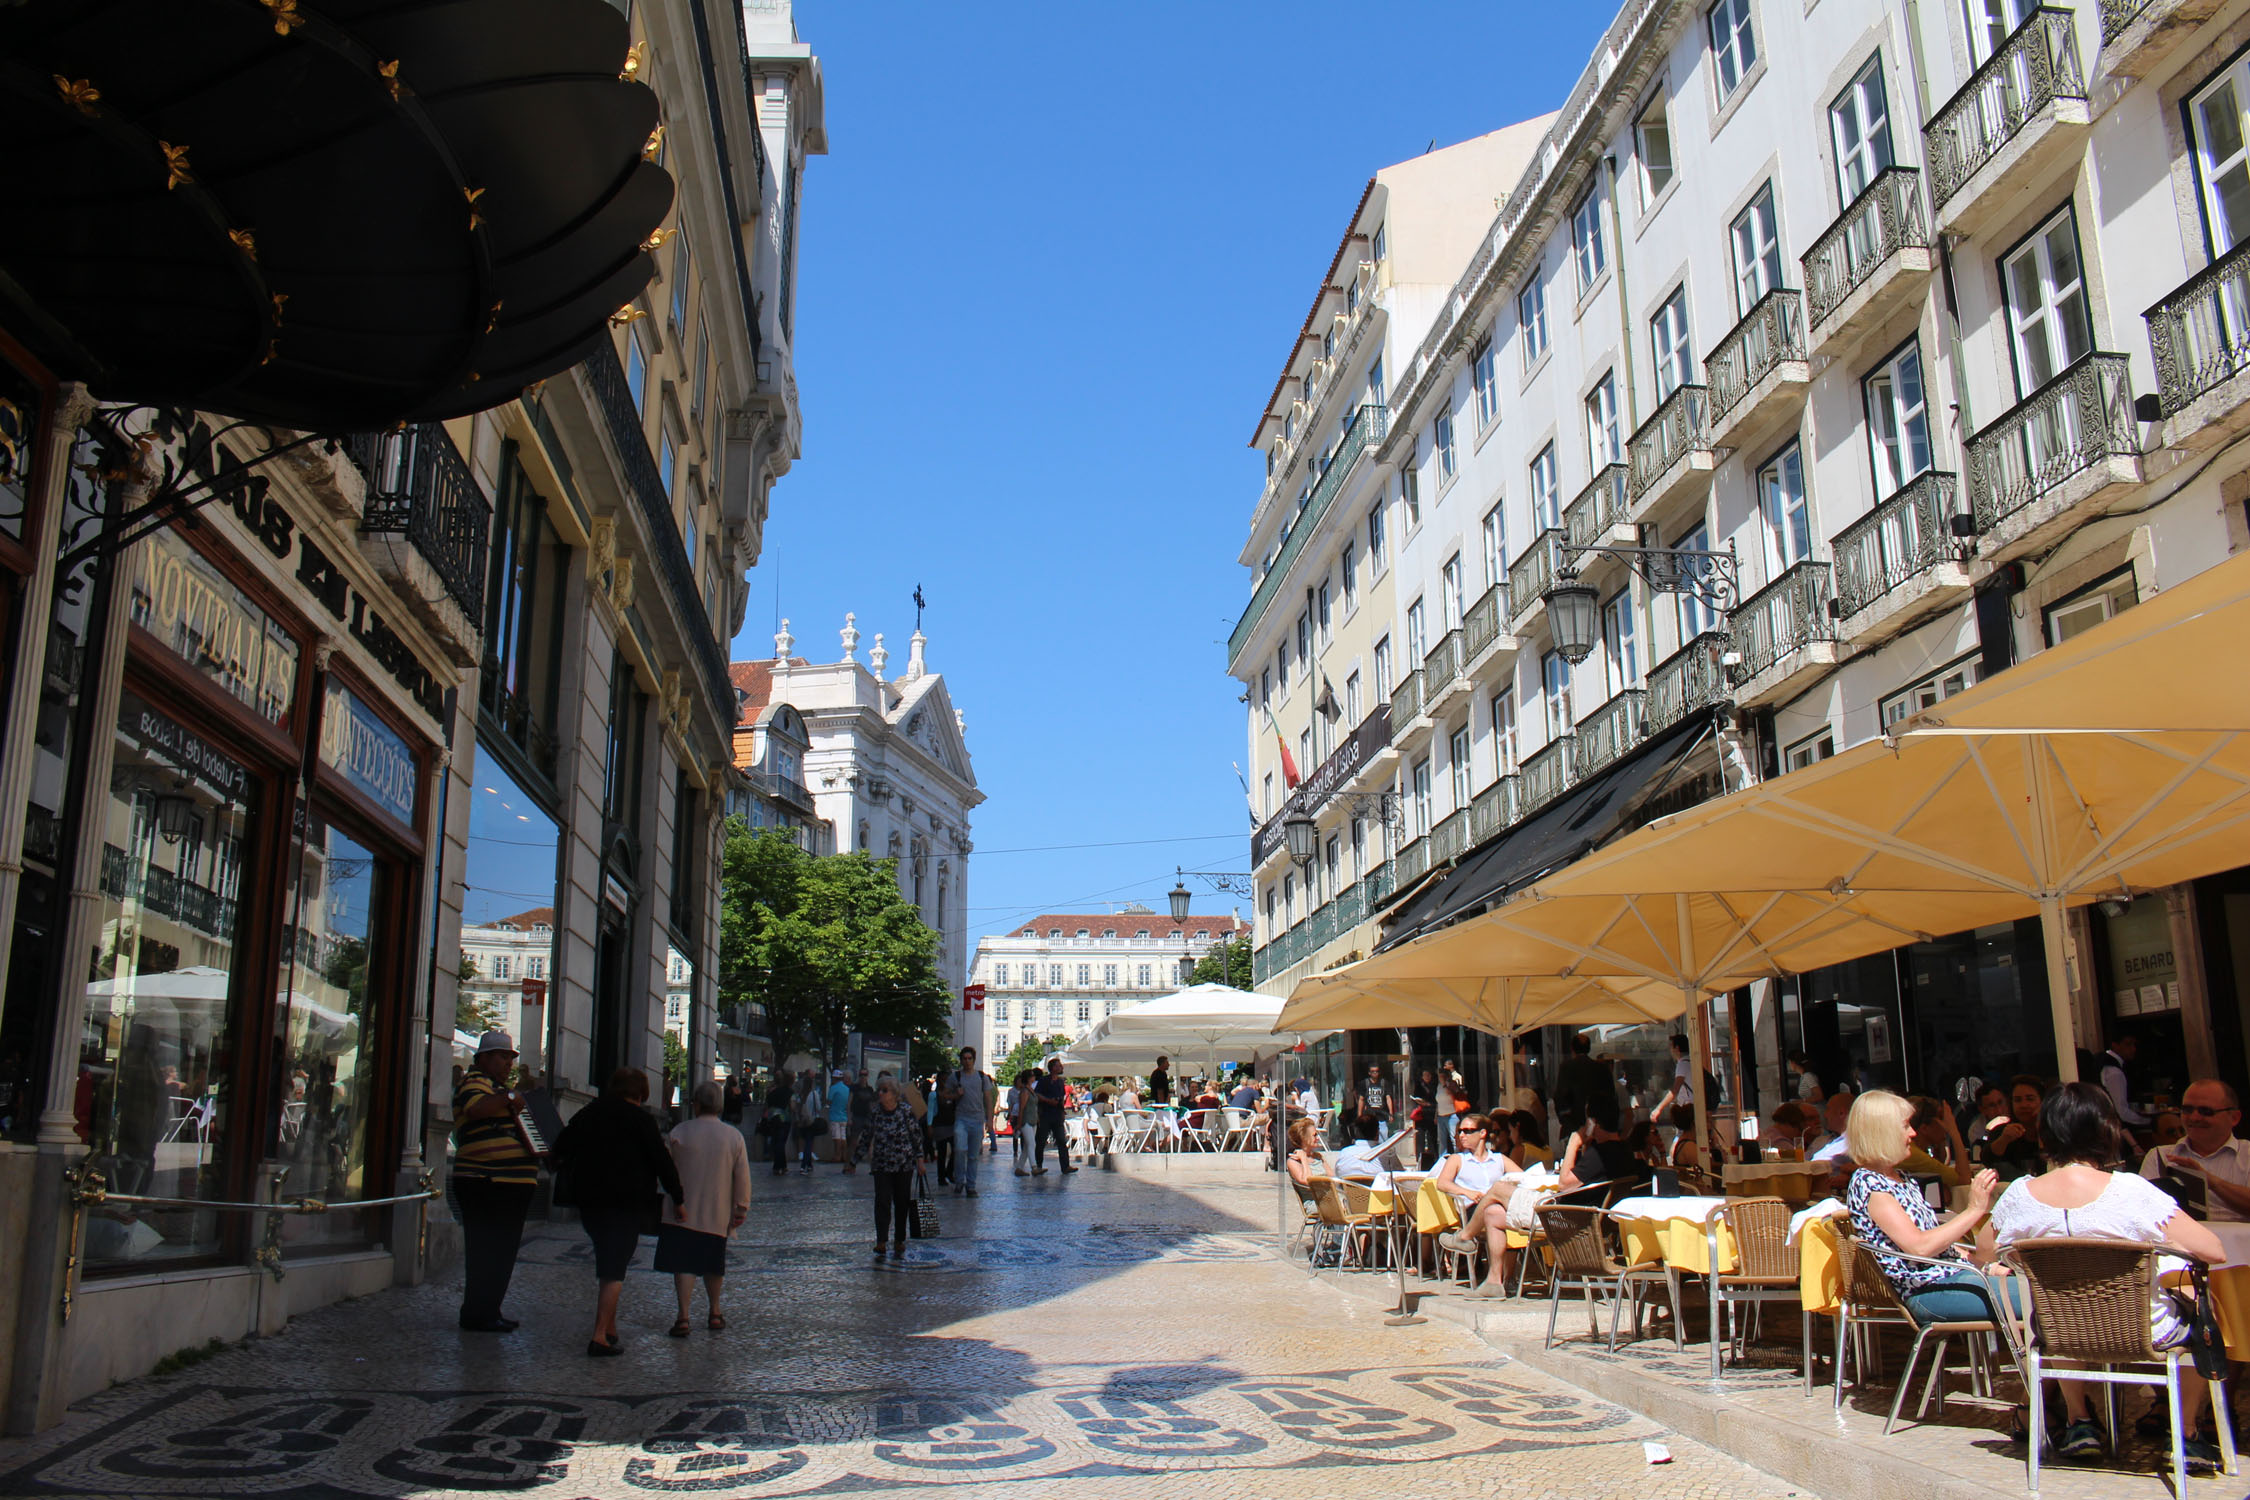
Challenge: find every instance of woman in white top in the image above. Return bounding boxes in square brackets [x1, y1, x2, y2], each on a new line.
[1992, 1081, 2228, 1470]
[1431, 1112, 1523, 1294]
[1436, 1066, 1462, 1153]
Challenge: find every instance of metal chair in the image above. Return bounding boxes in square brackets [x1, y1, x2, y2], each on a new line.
[1832, 1235, 2008, 1428]
[2005, 1236, 2237, 1500]
[1711, 1196, 1803, 1376]
[1178, 1108, 1218, 1153]
[1114, 1109, 1155, 1153]
[1220, 1108, 1256, 1151]
[1536, 1204, 1682, 1352]
[1314, 1178, 1381, 1269]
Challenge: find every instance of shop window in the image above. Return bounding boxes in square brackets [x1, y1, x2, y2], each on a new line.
[480, 449, 568, 792]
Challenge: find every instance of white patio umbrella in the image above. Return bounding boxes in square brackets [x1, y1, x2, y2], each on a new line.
[1067, 983, 1328, 1079]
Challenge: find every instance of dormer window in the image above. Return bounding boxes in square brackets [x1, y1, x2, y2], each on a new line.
[1076, 928, 1089, 938]
[1102, 929, 1117, 939]
[1194, 930, 1210, 941]
[1136, 929, 1151, 940]
[1048, 928, 1062, 938]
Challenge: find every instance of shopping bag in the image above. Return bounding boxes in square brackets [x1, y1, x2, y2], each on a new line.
[910, 1169, 940, 1239]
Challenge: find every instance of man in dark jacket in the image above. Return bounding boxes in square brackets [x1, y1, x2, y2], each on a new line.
[1554, 1033, 1615, 1138]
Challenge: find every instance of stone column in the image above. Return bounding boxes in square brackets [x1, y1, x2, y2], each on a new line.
[2167, 883, 2219, 1083]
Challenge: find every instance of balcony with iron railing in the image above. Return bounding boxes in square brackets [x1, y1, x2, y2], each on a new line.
[1832, 471, 1972, 637]
[1730, 560, 1839, 705]
[1471, 774, 1520, 844]
[1647, 631, 1730, 733]
[346, 424, 490, 619]
[2096, 0, 2204, 76]
[1565, 464, 1633, 556]
[1506, 528, 1568, 628]
[1229, 403, 1388, 668]
[1924, 8, 2089, 233]
[1575, 689, 1649, 779]
[1626, 384, 1715, 521]
[1331, 874, 1368, 933]
[1389, 665, 1425, 730]
[1705, 290, 1810, 452]
[2146, 238, 2250, 447]
[1430, 807, 1469, 867]
[1802, 168, 1935, 349]
[751, 770, 816, 815]
[1422, 628, 1466, 711]
[1963, 352, 2140, 553]
[1461, 584, 1509, 665]
[1393, 835, 1431, 889]
[1520, 735, 1573, 814]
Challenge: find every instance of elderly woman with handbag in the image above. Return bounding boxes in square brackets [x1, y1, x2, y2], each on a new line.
[550, 1067, 684, 1357]
[659, 1080, 751, 1336]
[866, 1076, 929, 1258]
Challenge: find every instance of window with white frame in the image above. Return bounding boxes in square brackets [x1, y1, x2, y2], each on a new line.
[1299, 726, 1313, 777]
[1602, 590, 1641, 694]
[1317, 580, 1333, 648]
[1676, 522, 1721, 638]
[1103, 964, 1118, 986]
[1963, 0, 2037, 64]
[1491, 687, 1519, 774]
[1137, 963, 1152, 986]
[2190, 57, 2250, 253]
[1344, 669, 1361, 724]
[1350, 816, 1367, 878]
[1367, 355, 1385, 406]
[1401, 467, 1421, 527]
[1481, 503, 1506, 589]
[626, 326, 650, 414]
[1434, 408, 1457, 483]
[1520, 274, 1551, 367]
[1651, 288, 1693, 402]
[995, 963, 1009, 986]
[1586, 373, 1622, 469]
[1405, 598, 1426, 660]
[1542, 651, 1573, 739]
[1831, 56, 1894, 202]
[2044, 570, 2137, 644]
[1076, 964, 1091, 986]
[1341, 542, 1358, 610]
[670, 231, 690, 329]
[1880, 652, 1981, 726]
[2001, 209, 2092, 398]
[1530, 442, 1561, 531]
[1709, 0, 1759, 102]
[1757, 441, 1812, 575]
[1731, 182, 1783, 317]
[1864, 340, 1933, 497]
[1785, 729, 1837, 770]
[1047, 1000, 1064, 1029]
[1374, 637, 1393, 698]
[1048, 964, 1063, 986]
[1571, 187, 1609, 296]
[996, 998, 1011, 1024]
[1367, 503, 1387, 570]
[1295, 610, 1312, 672]
[1473, 338, 1501, 430]
[1076, 998, 1092, 1025]
[1441, 553, 1464, 628]
[1638, 97, 1675, 208]
[1411, 758, 1433, 836]
[1449, 724, 1472, 809]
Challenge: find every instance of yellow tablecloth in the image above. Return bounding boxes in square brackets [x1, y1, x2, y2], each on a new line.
[1414, 1178, 1463, 1234]
[1616, 1214, 1739, 1274]
[1799, 1215, 1843, 1316]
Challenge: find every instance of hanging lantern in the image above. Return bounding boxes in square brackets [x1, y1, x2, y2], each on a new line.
[1545, 578, 1601, 665]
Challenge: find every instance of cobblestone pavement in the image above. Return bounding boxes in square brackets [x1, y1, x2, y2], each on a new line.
[0, 1153, 1805, 1499]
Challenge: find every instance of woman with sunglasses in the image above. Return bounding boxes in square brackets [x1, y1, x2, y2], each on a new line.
[1430, 1111, 1523, 1294]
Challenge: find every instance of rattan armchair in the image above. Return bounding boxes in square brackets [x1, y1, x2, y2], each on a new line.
[2003, 1236, 2237, 1500]
[1830, 1234, 2011, 1430]
[1711, 1196, 1803, 1376]
[1537, 1204, 1682, 1352]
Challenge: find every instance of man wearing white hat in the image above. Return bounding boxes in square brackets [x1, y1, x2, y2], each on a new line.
[452, 1030, 538, 1332]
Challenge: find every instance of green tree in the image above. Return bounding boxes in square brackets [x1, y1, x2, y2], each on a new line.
[1189, 938, 1252, 989]
[997, 1033, 1073, 1083]
[719, 822, 954, 1070]
[453, 954, 502, 1035]
[662, 1028, 689, 1094]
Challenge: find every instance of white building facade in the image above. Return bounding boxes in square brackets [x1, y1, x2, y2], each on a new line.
[966, 911, 1249, 1060]
[1236, 0, 2250, 1108]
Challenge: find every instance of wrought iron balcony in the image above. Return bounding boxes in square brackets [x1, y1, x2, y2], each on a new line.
[584, 338, 737, 723]
[1647, 632, 1730, 732]
[1462, 584, 1505, 661]
[348, 424, 490, 618]
[1394, 835, 1431, 887]
[1706, 290, 1807, 430]
[751, 770, 816, 815]
[1964, 353, 2136, 531]
[1363, 859, 1395, 908]
[1565, 464, 1630, 549]
[1627, 385, 1712, 502]
[2098, 0, 2155, 40]
[1228, 403, 1388, 667]
[1507, 528, 1567, 623]
[1389, 665, 1425, 727]
[1430, 808, 1469, 866]
[1471, 775, 1519, 844]
[1924, 8, 2086, 209]
[1804, 168, 1931, 330]
[1575, 689, 1649, 778]
[1731, 561, 1836, 680]
[1520, 735, 1573, 813]
[1832, 471, 1963, 617]
[2146, 238, 2250, 417]
[1422, 628, 1464, 690]
[1332, 876, 1367, 932]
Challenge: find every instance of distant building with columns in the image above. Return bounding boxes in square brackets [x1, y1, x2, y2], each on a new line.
[731, 616, 983, 1002]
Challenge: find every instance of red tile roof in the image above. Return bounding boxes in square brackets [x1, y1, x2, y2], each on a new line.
[1004, 914, 1246, 939]
[490, 907, 554, 931]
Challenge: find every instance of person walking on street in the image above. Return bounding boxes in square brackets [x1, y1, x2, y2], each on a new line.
[550, 1067, 684, 1357]
[450, 1030, 539, 1333]
[794, 1072, 823, 1173]
[848, 1069, 876, 1168]
[1030, 1058, 1077, 1176]
[659, 1081, 751, 1336]
[759, 1072, 793, 1176]
[1009, 1068, 1037, 1176]
[826, 1070, 854, 1172]
[720, 1074, 745, 1126]
[930, 1069, 957, 1187]
[865, 1077, 927, 1257]
[947, 1048, 996, 1196]
[1554, 1032, 1614, 1140]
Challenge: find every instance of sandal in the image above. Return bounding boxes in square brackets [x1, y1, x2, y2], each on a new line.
[667, 1318, 691, 1339]
[707, 1313, 726, 1332]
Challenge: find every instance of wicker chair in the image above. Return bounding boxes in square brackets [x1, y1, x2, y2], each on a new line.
[1831, 1234, 2009, 1429]
[2004, 1237, 2238, 1500]
[1711, 1196, 1803, 1376]
[1329, 1179, 1387, 1269]
[1536, 1204, 1682, 1352]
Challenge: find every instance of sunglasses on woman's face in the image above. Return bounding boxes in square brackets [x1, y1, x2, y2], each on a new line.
[1458, 1125, 1485, 1136]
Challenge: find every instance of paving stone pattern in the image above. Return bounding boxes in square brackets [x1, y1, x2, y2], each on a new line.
[0, 1154, 1801, 1499]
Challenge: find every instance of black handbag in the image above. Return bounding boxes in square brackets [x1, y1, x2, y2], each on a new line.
[909, 1169, 939, 1240]
[2182, 1261, 2229, 1379]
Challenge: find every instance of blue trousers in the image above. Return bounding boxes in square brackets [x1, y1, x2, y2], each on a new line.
[1902, 1269, 2025, 1325]
[954, 1116, 987, 1187]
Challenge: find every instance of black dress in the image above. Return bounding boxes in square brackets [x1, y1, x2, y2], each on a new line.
[552, 1096, 686, 1281]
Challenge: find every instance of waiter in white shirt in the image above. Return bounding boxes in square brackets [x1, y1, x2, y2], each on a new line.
[2141, 1078, 2250, 1222]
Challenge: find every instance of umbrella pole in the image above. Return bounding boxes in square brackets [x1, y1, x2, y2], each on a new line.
[1384, 1025, 1424, 1325]
[1499, 1030, 1515, 1117]
[1685, 984, 1713, 1181]
[2039, 896, 2081, 1083]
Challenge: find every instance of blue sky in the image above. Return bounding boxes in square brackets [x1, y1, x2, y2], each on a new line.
[733, 1, 1618, 945]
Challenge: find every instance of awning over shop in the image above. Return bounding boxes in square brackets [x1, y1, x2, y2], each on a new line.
[0, 0, 672, 426]
[1377, 711, 1717, 948]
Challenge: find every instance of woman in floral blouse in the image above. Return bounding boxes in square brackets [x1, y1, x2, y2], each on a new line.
[866, 1077, 928, 1259]
[1843, 1089, 2015, 1325]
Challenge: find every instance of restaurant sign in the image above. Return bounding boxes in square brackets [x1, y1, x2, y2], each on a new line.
[1250, 704, 1391, 866]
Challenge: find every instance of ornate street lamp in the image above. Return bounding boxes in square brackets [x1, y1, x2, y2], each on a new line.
[1170, 869, 1195, 986]
[1544, 577, 1602, 666]
[1542, 542, 1741, 666]
[1283, 813, 1318, 868]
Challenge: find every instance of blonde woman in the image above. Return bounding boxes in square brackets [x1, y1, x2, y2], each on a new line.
[1842, 1090, 2013, 1326]
[1284, 1116, 1325, 1188]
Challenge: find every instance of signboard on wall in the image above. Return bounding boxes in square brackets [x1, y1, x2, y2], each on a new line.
[1250, 704, 1391, 866]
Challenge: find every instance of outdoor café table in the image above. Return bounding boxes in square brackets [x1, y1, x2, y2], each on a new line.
[1609, 1196, 1738, 1378]
[1723, 1160, 1830, 1201]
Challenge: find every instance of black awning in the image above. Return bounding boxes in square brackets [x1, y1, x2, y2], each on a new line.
[1376, 710, 1717, 951]
[0, 0, 670, 428]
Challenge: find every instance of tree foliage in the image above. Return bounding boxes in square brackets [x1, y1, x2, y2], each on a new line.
[1188, 937, 1252, 989]
[719, 822, 954, 1069]
[996, 1033, 1073, 1084]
